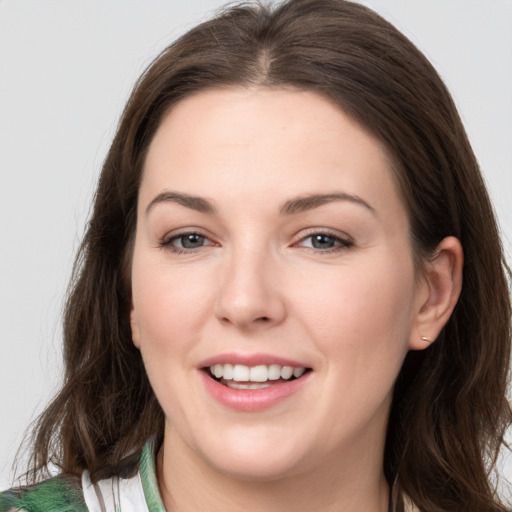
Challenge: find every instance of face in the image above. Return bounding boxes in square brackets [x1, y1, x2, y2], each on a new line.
[130, 88, 428, 481]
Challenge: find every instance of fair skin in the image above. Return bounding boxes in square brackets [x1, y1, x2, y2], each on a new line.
[130, 88, 463, 512]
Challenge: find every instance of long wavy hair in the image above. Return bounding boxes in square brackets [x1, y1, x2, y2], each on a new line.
[25, 1, 511, 510]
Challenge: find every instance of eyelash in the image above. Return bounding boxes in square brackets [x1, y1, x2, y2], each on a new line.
[294, 229, 354, 253]
[160, 229, 354, 254]
[160, 230, 216, 254]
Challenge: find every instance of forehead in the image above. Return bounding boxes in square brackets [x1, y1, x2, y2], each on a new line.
[140, 87, 404, 221]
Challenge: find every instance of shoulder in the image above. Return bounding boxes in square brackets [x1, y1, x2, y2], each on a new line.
[0, 474, 87, 512]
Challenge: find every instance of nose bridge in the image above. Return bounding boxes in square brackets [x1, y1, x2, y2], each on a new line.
[215, 236, 285, 328]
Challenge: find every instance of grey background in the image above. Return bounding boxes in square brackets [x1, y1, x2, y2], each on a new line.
[1, 0, 511, 492]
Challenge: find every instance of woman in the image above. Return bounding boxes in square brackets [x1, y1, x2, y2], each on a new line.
[1, 0, 510, 511]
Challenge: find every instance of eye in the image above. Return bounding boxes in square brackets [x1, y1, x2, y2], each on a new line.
[296, 231, 353, 252]
[175, 233, 207, 249]
[161, 231, 216, 252]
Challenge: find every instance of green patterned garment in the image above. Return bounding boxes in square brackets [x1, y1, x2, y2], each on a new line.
[0, 440, 166, 512]
[0, 476, 88, 512]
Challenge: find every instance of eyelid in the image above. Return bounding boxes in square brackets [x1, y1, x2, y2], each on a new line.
[292, 227, 354, 251]
[158, 226, 353, 254]
[160, 227, 218, 252]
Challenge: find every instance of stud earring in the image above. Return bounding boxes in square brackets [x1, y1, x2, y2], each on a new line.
[421, 336, 433, 343]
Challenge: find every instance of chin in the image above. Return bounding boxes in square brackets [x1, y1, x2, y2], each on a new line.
[204, 446, 307, 482]
[178, 421, 313, 482]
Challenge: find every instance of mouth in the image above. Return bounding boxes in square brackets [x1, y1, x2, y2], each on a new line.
[204, 364, 312, 390]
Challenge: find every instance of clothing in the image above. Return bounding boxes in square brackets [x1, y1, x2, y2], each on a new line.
[0, 441, 164, 512]
[1, 440, 417, 512]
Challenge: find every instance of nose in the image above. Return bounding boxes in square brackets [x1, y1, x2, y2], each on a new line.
[214, 246, 286, 330]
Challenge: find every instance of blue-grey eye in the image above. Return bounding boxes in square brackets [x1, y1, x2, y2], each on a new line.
[297, 232, 353, 251]
[310, 234, 337, 249]
[179, 233, 206, 249]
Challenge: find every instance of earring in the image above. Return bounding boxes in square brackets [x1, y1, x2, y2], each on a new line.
[421, 336, 433, 343]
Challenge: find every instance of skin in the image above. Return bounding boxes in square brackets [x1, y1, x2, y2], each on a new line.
[130, 88, 463, 512]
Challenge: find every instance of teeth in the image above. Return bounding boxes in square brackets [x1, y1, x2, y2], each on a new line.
[268, 364, 281, 380]
[233, 364, 249, 381]
[213, 364, 223, 379]
[293, 367, 305, 378]
[226, 381, 272, 390]
[249, 365, 268, 382]
[209, 363, 307, 383]
[281, 366, 293, 379]
[223, 363, 234, 380]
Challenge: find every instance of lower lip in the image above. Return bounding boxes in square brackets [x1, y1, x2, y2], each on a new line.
[200, 371, 311, 412]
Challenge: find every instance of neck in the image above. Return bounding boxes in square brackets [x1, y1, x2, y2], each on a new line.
[157, 429, 390, 512]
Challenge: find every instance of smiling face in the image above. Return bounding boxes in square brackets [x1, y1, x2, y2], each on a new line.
[130, 88, 430, 483]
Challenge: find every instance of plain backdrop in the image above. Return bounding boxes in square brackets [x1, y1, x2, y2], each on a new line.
[1, 0, 511, 493]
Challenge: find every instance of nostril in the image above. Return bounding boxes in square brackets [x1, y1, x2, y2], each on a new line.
[218, 312, 278, 327]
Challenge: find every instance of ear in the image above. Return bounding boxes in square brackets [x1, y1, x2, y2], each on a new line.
[409, 236, 463, 350]
[130, 306, 141, 349]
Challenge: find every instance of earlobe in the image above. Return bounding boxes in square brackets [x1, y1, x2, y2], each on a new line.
[130, 307, 141, 349]
[409, 236, 464, 350]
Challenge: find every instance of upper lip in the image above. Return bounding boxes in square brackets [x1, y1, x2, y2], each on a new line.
[199, 353, 310, 369]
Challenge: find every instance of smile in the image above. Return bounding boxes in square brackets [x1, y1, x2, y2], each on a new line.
[209, 364, 308, 389]
[199, 354, 313, 411]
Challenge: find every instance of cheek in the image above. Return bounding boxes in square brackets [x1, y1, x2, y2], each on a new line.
[130, 257, 215, 421]
[296, 254, 416, 370]
[130, 257, 215, 358]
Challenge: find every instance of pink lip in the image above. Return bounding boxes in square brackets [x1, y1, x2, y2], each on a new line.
[199, 368, 312, 412]
[199, 353, 308, 368]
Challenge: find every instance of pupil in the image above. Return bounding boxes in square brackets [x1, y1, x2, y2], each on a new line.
[182, 234, 204, 248]
[312, 234, 334, 249]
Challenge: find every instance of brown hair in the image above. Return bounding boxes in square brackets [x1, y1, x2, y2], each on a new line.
[26, 1, 511, 510]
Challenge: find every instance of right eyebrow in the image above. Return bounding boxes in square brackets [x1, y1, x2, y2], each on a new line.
[145, 191, 216, 216]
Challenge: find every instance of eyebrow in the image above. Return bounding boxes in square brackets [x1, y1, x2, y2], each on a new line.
[280, 193, 375, 215]
[145, 191, 216, 215]
[145, 190, 375, 217]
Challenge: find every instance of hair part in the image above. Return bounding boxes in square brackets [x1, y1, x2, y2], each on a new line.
[24, 1, 511, 510]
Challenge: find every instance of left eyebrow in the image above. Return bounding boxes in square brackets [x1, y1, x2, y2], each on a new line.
[280, 193, 376, 215]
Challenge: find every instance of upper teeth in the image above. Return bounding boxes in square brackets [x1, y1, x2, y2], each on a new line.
[209, 364, 306, 382]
